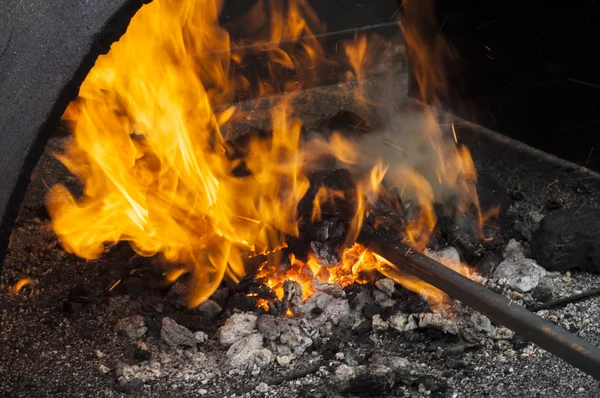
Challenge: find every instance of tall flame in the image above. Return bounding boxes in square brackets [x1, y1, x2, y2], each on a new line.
[47, 0, 491, 310]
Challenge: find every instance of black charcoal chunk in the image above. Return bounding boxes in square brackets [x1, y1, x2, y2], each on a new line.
[67, 284, 98, 303]
[531, 207, 600, 272]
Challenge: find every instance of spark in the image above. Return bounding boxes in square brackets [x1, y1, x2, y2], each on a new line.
[585, 146, 595, 167]
[567, 77, 600, 90]
[547, 179, 559, 187]
[351, 113, 370, 131]
[108, 279, 121, 292]
[451, 122, 458, 144]
[484, 45, 491, 51]
[486, 55, 495, 61]
[477, 17, 501, 30]
[400, 182, 407, 198]
[438, 16, 448, 35]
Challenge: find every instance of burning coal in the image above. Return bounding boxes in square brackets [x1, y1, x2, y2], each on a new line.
[46, 0, 491, 312]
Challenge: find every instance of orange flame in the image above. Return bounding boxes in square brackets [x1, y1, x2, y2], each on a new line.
[47, 0, 492, 311]
[10, 278, 33, 294]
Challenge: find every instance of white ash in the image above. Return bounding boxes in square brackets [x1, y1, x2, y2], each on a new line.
[372, 289, 395, 308]
[372, 314, 389, 331]
[258, 315, 314, 365]
[333, 354, 414, 393]
[322, 297, 351, 326]
[334, 364, 356, 384]
[389, 313, 418, 332]
[418, 313, 459, 335]
[226, 333, 273, 369]
[312, 280, 346, 297]
[302, 292, 332, 316]
[282, 280, 304, 315]
[218, 312, 258, 346]
[489, 326, 515, 340]
[194, 331, 208, 344]
[115, 315, 148, 340]
[113, 347, 214, 388]
[161, 317, 196, 348]
[424, 246, 462, 272]
[493, 239, 547, 292]
[470, 313, 494, 334]
[374, 278, 395, 296]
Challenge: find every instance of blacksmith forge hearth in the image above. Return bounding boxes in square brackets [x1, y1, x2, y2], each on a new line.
[2, 1, 600, 397]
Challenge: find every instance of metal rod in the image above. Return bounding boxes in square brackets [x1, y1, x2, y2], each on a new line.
[529, 287, 600, 312]
[358, 229, 600, 380]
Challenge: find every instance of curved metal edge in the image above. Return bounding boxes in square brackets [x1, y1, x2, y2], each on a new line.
[0, 0, 149, 269]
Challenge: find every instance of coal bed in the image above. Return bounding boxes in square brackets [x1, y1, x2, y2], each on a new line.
[2, 74, 600, 398]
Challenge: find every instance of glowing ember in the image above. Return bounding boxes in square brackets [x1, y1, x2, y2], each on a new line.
[46, 0, 492, 311]
[10, 278, 33, 294]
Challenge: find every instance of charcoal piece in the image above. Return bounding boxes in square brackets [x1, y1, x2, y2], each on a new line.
[415, 375, 448, 394]
[319, 110, 371, 135]
[144, 316, 161, 335]
[475, 252, 500, 278]
[365, 195, 407, 238]
[224, 127, 270, 161]
[315, 219, 346, 241]
[166, 282, 188, 308]
[512, 220, 533, 242]
[437, 210, 503, 262]
[444, 356, 466, 369]
[210, 287, 231, 308]
[361, 303, 382, 319]
[511, 335, 529, 350]
[115, 277, 144, 296]
[353, 320, 373, 337]
[161, 317, 196, 348]
[140, 296, 165, 315]
[62, 300, 84, 314]
[546, 196, 565, 210]
[345, 374, 392, 396]
[310, 241, 338, 265]
[67, 284, 98, 303]
[133, 345, 152, 361]
[397, 290, 429, 314]
[235, 275, 265, 295]
[125, 255, 150, 270]
[115, 315, 147, 340]
[232, 294, 258, 312]
[194, 299, 223, 321]
[282, 280, 304, 314]
[141, 268, 171, 291]
[531, 207, 600, 272]
[510, 190, 524, 201]
[531, 280, 554, 303]
[298, 386, 327, 398]
[297, 169, 357, 228]
[117, 379, 144, 394]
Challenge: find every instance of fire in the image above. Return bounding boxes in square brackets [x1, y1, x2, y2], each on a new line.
[47, 0, 492, 311]
[10, 278, 33, 294]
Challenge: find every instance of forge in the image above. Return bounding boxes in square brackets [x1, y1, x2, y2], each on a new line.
[2, 1, 600, 397]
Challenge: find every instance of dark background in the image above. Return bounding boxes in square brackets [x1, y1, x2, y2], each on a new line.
[221, 0, 600, 172]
